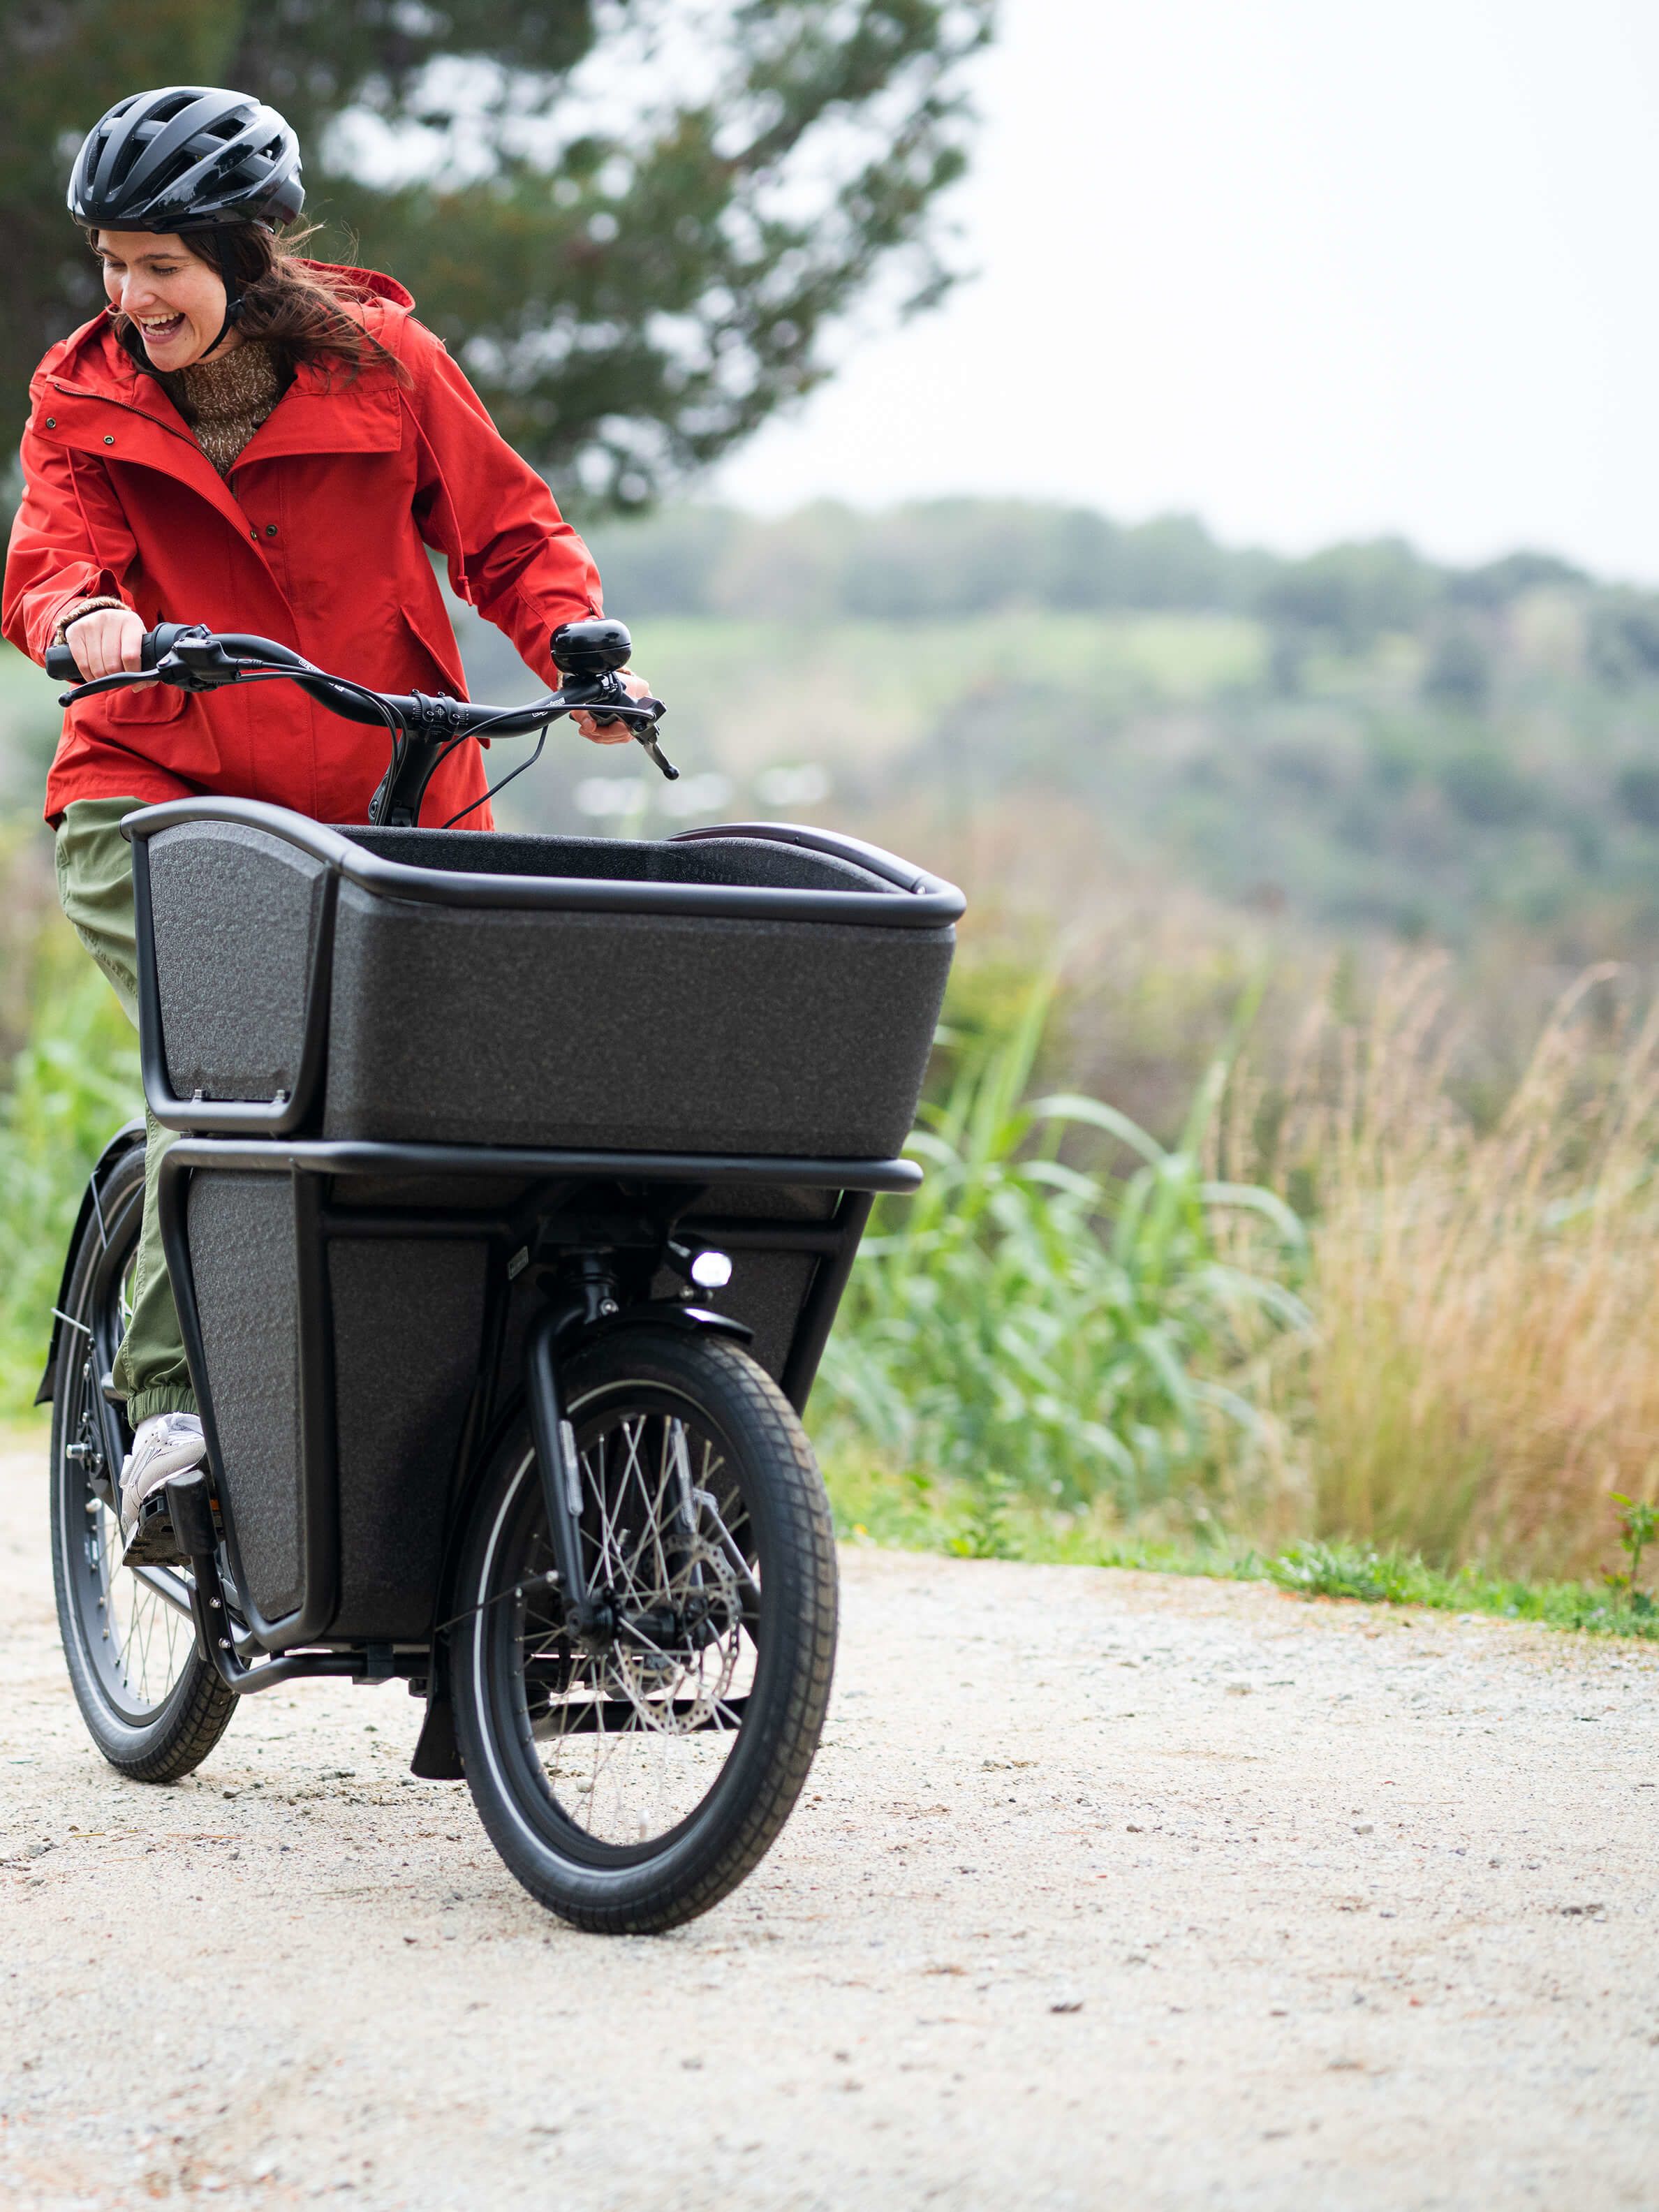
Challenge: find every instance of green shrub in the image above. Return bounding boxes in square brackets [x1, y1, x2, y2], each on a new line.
[0, 922, 140, 1410]
[816, 982, 1308, 1518]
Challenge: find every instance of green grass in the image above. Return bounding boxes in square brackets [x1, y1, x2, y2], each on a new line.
[0, 919, 142, 1411]
[1261, 1539, 1659, 1637]
[820, 1456, 1659, 1642]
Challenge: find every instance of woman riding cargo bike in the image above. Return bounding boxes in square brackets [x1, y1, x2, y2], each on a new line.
[4, 87, 961, 1931]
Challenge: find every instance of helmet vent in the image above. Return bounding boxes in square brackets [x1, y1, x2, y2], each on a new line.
[68, 84, 304, 234]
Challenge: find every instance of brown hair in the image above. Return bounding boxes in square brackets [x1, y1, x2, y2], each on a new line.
[92, 220, 411, 386]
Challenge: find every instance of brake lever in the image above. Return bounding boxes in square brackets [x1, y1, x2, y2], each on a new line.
[633, 723, 679, 782]
[605, 695, 678, 782]
[57, 628, 253, 708]
[550, 678, 679, 781]
[57, 668, 161, 707]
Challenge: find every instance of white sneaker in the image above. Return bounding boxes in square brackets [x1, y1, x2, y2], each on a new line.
[119, 1413, 207, 1547]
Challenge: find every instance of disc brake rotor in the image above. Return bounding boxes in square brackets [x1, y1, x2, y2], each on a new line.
[605, 1535, 742, 1734]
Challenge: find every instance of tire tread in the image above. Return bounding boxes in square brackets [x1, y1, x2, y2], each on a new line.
[455, 1329, 838, 1934]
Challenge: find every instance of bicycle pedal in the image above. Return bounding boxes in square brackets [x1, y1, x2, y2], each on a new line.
[121, 1487, 189, 1569]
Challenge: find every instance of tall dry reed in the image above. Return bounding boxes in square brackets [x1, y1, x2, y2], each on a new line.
[1257, 959, 1659, 1577]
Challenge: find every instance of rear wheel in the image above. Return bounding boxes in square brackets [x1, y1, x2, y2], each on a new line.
[49, 1140, 234, 1781]
[452, 1327, 838, 1933]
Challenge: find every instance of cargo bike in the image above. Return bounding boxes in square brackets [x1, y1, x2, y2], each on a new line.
[37, 618, 961, 1931]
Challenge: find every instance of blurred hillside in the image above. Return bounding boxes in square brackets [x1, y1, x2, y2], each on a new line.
[8, 495, 1659, 1133]
[434, 499, 1659, 965]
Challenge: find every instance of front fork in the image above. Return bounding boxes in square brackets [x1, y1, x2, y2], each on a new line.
[524, 1255, 628, 1635]
[524, 1306, 606, 1636]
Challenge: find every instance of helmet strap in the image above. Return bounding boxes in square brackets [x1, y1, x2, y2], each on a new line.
[195, 230, 244, 360]
[197, 302, 240, 360]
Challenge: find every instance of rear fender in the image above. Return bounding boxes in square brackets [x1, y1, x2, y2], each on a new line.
[34, 1120, 147, 1405]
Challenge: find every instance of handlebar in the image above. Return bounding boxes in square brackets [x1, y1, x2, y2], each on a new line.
[45, 616, 675, 827]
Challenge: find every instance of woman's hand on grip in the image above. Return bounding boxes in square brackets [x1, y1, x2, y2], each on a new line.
[575, 669, 653, 744]
[64, 607, 153, 684]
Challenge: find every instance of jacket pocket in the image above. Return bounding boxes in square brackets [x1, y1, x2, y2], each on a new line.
[396, 603, 467, 698]
[103, 677, 191, 726]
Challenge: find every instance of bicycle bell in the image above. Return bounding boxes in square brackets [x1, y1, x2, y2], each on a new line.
[551, 617, 634, 681]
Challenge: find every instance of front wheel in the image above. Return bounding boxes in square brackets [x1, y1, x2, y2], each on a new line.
[451, 1327, 838, 1933]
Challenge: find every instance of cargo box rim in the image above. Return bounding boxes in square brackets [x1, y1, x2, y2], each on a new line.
[123, 798, 966, 929]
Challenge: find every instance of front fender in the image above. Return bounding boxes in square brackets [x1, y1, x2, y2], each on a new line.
[577, 1300, 754, 1350]
[35, 1120, 147, 1405]
[426, 1302, 751, 1637]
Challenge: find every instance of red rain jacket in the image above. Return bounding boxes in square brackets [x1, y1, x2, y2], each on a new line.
[3, 265, 602, 828]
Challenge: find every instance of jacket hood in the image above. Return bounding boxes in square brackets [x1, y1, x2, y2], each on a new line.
[36, 260, 417, 393]
[300, 261, 415, 310]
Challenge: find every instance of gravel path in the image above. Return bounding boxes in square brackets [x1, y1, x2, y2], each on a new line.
[3, 1430, 1658, 2211]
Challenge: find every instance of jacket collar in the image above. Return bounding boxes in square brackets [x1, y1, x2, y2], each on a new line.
[248, 261, 414, 462]
[43, 339, 270, 550]
[233, 353, 403, 466]
[41, 260, 413, 469]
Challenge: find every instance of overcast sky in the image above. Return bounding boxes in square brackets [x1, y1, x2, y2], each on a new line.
[715, 0, 1659, 583]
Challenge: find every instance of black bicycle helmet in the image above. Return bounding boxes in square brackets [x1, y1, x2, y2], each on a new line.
[67, 85, 303, 234]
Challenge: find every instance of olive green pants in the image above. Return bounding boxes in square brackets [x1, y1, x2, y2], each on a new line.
[54, 797, 196, 1423]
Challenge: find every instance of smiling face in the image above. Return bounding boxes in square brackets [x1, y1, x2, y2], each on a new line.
[93, 229, 239, 369]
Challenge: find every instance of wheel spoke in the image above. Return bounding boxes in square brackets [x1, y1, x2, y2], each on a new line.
[129, 1563, 194, 1616]
[60, 1237, 196, 1722]
[498, 1400, 755, 1849]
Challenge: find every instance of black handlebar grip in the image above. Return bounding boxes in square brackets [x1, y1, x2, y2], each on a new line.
[45, 620, 189, 687]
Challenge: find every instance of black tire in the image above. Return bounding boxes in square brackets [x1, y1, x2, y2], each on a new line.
[452, 1327, 838, 1933]
[49, 1138, 235, 1782]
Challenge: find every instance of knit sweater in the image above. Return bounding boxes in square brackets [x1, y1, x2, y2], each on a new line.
[158, 339, 283, 478]
[54, 340, 284, 643]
